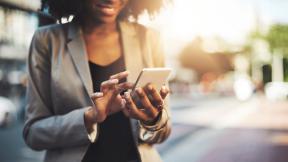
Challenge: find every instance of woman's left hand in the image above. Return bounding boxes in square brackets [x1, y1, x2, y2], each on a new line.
[122, 84, 169, 125]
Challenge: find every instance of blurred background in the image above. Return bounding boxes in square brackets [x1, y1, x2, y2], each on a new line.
[1, 0, 288, 162]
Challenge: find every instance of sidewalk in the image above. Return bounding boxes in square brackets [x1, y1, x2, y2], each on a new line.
[158, 95, 288, 162]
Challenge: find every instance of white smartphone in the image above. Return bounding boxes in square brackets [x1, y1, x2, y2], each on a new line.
[132, 68, 172, 91]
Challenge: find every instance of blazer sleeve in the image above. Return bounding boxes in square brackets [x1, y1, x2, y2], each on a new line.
[23, 29, 94, 151]
[138, 29, 172, 144]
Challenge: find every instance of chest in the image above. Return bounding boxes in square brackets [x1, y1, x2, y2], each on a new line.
[84, 32, 122, 66]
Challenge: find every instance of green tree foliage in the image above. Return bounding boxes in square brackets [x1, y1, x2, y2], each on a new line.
[266, 24, 288, 56]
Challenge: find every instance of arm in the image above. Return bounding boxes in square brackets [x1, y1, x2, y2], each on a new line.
[23, 29, 94, 151]
[139, 29, 171, 144]
[123, 28, 171, 144]
[123, 86, 171, 144]
[138, 99, 171, 144]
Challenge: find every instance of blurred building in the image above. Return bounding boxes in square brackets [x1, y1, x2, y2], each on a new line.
[179, 37, 235, 79]
[0, 0, 40, 119]
[168, 37, 237, 96]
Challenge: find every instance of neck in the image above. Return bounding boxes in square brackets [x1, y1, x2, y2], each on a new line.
[81, 17, 118, 36]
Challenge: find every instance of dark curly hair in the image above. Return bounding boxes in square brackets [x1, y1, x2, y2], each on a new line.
[41, 0, 171, 21]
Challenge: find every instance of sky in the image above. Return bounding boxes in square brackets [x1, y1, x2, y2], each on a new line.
[7, 0, 288, 55]
[10, 0, 288, 47]
[141, 0, 288, 55]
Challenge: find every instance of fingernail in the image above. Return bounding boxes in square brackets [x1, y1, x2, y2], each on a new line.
[148, 84, 153, 91]
[95, 92, 103, 97]
[124, 91, 130, 98]
[136, 88, 141, 92]
[110, 79, 119, 84]
[121, 99, 126, 109]
[91, 92, 103, 98]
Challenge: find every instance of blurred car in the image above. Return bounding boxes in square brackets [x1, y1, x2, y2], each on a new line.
[0, 96, 17, 128]
[265, 82, 288, 100]
[233, 75, 255, 101]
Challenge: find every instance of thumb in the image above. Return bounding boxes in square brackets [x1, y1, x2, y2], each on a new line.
[90, 92, 104, 100]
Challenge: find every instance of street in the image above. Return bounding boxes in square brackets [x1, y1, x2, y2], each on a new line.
[157, 95, 288, 162]
[1, 95, 288, 162]
[0, 122, 44, 162]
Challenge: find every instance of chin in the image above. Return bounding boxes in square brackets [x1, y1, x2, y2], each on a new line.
[101, 17, 117, 23]
[93, 15, 118, 24]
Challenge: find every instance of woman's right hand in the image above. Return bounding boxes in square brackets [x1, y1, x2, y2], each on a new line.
[84, 71, 133, 127]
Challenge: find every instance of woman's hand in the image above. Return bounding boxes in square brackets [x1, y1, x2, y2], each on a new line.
[85, 71, 133, 126]
[122, 84, 169, 125]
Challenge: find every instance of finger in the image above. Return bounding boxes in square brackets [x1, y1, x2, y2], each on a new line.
[124, 91, 137, 111]
[145, 84, 164, 110]
[107, 95, 125, 115]
[122, 108, 130, 117]
[120, 95, 130, 117]
[106, 86, 121, 99]
[100, 79, 119, 92]
[160, 86, 170, 99]
[117, 82, 134, 93]
[119, 96, 126, 109]
[118, 82, 134, 89]
[124, 91, 149, 121]
[90, 92, 104, 99]
[110, 71, 129, 80]
[136, 88, 159, 119]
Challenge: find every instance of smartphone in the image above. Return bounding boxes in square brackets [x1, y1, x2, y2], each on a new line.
[130, 68, 171, 109]
[132, 68, 172, 91]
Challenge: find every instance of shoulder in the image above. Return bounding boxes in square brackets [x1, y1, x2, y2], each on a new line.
[133, 23, 162, 46]
[30, 23, 70, 58]
[120, 21, 160, 38]
[121, 21, 165, 67]
[33, 23, 69, 41]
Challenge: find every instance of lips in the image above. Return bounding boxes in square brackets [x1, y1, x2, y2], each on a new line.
[95, 3, 116, 16]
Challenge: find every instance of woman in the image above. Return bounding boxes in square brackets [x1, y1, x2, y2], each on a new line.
[23, 0, 171, 162]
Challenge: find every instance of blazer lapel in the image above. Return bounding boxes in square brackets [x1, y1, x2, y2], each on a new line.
[119, 21, 144, 83]
[119, 21, 144, 142]
[67, 22, 93, 94]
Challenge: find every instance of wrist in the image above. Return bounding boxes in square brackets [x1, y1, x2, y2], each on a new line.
[141, 111, 162, 126]
[139, 109, 169, 132]
[84, 107, 97, 133]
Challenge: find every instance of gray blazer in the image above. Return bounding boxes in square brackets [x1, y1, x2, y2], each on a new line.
[23, 21, 171, 162]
